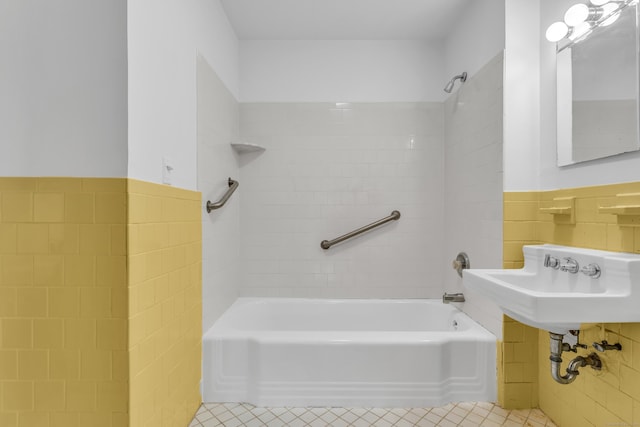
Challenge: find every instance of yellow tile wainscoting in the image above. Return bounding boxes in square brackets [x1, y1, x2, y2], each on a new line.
[0, 178, 202, 427]
[7, 176, 639, 426]
[502, 182, 640, 427]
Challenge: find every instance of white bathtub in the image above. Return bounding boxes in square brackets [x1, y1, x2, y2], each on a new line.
[202, 298, 496, 407]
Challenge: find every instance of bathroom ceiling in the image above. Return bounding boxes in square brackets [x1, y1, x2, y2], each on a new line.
[220, 0, 470, 40]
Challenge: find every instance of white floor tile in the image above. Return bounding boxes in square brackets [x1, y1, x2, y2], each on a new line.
[288, 407, 307, 416]
[424, 411, 444, 424]
[351, 418, 373, 427]
[276, 411, 296, 423]
[481, 417, 503, 427]
[196, 411, 214, 423]
[394, 418, 418, 427]
[464, 412, 486, 425]
[317, 412, 338, 424]
[459, 419, 483, 427]
[243, 419, 265, 427]
[389, 407, 409, 417]
[328, 407, 348, 417]
[430, 406, 450, 418]
[414, 417, 437, 427]
[380, 411, 401, 424]
[437, 419, 458, 427]
[329, 418, 349, 427]
[338, 411, 359, 424]
[200, 419, 221, 427]
[189, 401, 556, 427]
[372, 418, 393, 427]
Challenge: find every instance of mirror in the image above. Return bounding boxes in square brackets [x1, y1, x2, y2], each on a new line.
[556, 3, 639, 166]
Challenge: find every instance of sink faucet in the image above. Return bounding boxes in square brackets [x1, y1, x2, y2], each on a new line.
[544, 254, 560, 269]
[560, 257, 579, 274]
[443, 292, 465, 303]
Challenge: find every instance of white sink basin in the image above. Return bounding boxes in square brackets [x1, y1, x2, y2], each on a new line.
[463, 244, 640, 333]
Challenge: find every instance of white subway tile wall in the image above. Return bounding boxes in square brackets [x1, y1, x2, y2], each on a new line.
[444, 53, 504, 338]
[197, 55, 242, 331]
[197, 52, 505, 330]
[238, 102, 445, 298]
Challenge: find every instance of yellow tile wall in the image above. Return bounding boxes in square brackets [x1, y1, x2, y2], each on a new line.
[0, 178, 128, 427]
[503, 182, 640, 426]
[500, 192, 541, 409]
[0, 178, 202, 427]
[127, 180, 202, 427]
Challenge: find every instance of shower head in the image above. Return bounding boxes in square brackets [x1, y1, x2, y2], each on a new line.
[444, 72, 468, 93]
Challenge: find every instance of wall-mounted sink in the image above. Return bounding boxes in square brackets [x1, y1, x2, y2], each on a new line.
[463, 244, 640, 333]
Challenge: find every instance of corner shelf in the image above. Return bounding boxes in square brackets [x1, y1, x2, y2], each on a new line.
[539, 196, 575, 224]
[231, 142, 266, 153]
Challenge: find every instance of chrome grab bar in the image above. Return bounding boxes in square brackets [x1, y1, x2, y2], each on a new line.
[321, 210, 400, 250]
[206, 178, 239, 213]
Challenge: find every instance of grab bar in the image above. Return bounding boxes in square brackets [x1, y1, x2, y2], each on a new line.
[206, 178, 239, 213]
[321, 210, 401, 250]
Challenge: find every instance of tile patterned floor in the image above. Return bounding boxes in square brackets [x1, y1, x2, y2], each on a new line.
[188, 402, 557, 426]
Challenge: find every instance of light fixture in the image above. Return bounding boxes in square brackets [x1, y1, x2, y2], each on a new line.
[546, 22, 570, 42]
[564, 4, 591, 25]
[546, 0, 635, 46]
[568, 22, 593, 41]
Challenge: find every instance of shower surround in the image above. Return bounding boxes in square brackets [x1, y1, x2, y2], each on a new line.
[238, 102, 445, 299]
[198, 52, 505, 339]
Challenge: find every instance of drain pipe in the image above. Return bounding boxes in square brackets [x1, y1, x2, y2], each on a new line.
[549, 332, 602, 384]
[549, 333, 576, 384]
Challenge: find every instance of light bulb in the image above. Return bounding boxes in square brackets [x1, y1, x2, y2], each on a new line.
[569, 22, 593, 41]
[546, 21, 570, 42]
[590, 0, 610, 5]
[565, 3, 590, 26]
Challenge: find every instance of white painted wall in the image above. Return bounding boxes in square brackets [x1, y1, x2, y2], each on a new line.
[0, 0, 127, 177]
[127, 0, 239, 190]
[239, 40, 445, 102]
[503, 0, 541, 192]
[443, 0, 505, 84]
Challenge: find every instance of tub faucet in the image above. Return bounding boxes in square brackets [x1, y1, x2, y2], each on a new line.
[443, 293, 465, 303]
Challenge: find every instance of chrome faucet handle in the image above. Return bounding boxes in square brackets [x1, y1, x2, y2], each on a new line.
[581, 263, 601, 278]
[593, 340, 622, 352]
[452, 252, 470, 278]
[544, 254, 560, 269]
[560, 257, 579, 274]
